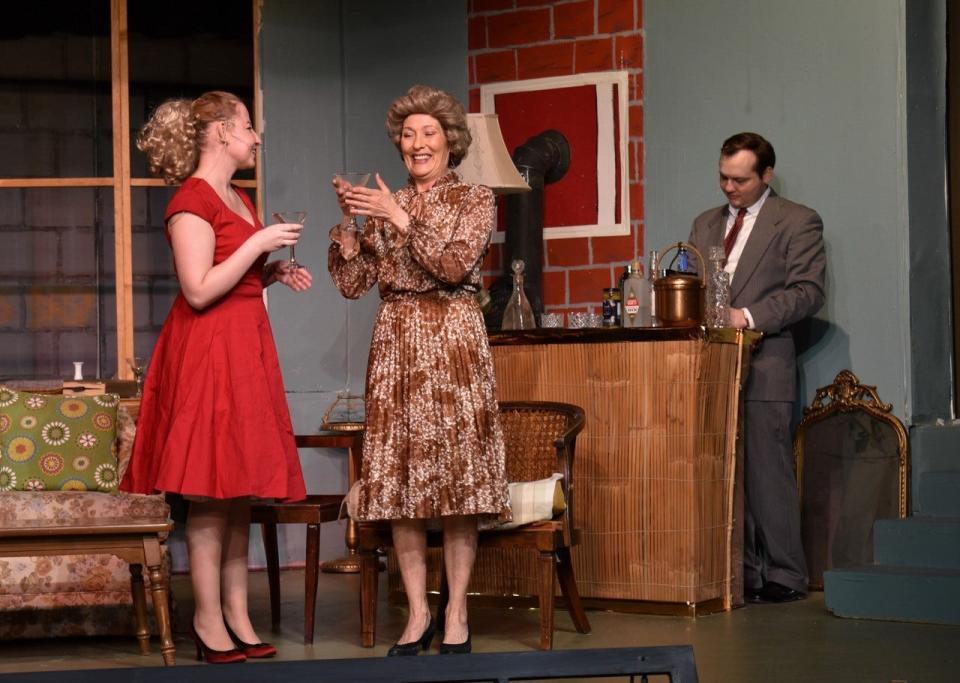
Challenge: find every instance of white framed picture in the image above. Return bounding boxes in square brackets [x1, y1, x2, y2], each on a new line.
[480, 70, 630, 241]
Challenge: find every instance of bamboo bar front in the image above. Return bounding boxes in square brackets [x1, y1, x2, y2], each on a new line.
[486, 327, 750, 613]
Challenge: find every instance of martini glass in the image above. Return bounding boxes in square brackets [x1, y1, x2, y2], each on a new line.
[271, 211, 307, 270]
[334, 171, 372, 236]
[127, 356, 147, 397]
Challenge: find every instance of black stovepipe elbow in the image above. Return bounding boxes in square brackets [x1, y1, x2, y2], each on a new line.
[485, 129, 570, 330]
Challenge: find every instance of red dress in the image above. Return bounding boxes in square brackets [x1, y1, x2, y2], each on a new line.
[120, 178, 306, 501]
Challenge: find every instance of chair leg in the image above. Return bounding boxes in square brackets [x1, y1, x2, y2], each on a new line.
[537, 550, 556, 650]
[129, 563, 150, 655]
[304, 522, 321, 645]
[556, 546, 591, 634]
[436, 565, 450, 633]
[260, 522, 282, 630]
[360, 548, 379, 647]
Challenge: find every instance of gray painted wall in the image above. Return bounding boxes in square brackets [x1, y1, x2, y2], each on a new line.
[906, 0, 951, 423]
[645, 0, 920, 423]
[251, 0, 467, 567]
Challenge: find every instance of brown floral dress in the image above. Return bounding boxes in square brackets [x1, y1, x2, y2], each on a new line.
[328, 172, 511, 521]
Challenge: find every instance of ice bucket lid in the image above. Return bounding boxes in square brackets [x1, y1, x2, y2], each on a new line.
[654, 274, 703, 291]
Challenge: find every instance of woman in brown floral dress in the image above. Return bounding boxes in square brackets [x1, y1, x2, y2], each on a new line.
[328, 85, 510, 656]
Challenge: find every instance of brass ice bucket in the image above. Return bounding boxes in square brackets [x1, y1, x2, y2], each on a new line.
[653, 242, 705, 327]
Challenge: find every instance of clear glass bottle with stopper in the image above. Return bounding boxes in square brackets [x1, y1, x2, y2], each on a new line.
[648, 249, 659, 326]
[704, 245, 730, 328]
[501, 259, 537, 330]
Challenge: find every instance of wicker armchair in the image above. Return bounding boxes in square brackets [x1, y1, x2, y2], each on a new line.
[357, 401, 590, 650]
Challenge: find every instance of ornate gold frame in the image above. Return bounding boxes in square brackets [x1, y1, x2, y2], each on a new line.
[793, 369, 908, 517]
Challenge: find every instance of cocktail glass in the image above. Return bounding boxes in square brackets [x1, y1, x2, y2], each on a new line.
[271, 211, 307, 270]
[334, 171, 372, 236]
[127, 356, 147, 397]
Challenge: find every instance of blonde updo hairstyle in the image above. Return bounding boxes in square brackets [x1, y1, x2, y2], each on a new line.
[385, 85, 471, 168]
[136, 91, 243, 184]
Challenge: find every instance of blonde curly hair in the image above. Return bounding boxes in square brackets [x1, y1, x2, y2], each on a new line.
[136, 91, 243, 184]
[385, 85, 471, 168]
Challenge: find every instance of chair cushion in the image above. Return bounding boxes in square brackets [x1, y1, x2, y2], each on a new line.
[0, 387, 120, 492]
[0, 490, 169, 528]
[481, 473, 565, 530]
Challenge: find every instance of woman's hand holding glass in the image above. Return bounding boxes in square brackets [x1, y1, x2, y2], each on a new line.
[259, 219, 304, 254]
[342, 173, 410, 241]
[272, 261, 313, 291]
[260, 219, 312, 291]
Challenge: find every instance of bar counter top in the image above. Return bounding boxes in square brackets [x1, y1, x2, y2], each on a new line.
[489, 325, 758, 346]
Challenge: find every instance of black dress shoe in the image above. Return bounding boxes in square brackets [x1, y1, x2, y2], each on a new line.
[438, 629, 471, 655]
[745, 586, 764, 603]
[387, 617, 435, 657]
[756, 581, 806, 603]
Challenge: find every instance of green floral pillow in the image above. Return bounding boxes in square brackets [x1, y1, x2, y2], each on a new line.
[0, 387, 120, 492]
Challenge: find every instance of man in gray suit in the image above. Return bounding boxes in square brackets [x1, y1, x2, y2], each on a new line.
[688, 132, 826, 603]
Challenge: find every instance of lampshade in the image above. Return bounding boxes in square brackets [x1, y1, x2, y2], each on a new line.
[457, 113, 531, 194]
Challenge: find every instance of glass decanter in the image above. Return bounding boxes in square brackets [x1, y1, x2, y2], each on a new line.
[705, 245, 730, 328]
[501, 259, 537, 330]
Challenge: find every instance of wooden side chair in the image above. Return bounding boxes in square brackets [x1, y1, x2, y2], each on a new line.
[251, 494, 344, 644]
[357, 401, 591, 650]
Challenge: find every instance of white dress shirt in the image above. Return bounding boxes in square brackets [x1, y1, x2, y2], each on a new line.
[724, 186, 771, 329]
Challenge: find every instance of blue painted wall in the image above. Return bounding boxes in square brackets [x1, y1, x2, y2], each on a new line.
[646, 0, 951, 428]
[254, 0, 467, 567]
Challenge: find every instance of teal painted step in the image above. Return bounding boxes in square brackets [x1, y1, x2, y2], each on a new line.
[825, 565, 960, 625]
[917, 471, 960, 516]
[874, 517, 960, 569]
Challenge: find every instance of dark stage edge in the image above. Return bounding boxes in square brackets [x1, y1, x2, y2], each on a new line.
[1, 645, 698, 682]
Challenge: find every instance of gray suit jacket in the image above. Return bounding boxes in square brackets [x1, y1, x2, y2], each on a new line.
[689, 191, 826, 401]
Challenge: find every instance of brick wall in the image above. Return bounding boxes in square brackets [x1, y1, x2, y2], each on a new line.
[468, 0, 644, 318]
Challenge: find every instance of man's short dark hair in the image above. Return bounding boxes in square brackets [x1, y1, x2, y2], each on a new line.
[721, 132, 776, 175]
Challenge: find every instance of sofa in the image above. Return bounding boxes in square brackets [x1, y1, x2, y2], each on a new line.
[0, 392, 173, 639]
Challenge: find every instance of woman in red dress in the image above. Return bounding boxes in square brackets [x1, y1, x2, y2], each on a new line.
[120, 91, 309, 663]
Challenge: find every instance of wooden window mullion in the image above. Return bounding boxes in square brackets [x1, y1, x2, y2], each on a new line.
[110, 0, 133, 379]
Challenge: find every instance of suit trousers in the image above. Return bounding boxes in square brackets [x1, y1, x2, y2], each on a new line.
[743, 400, 808, 592]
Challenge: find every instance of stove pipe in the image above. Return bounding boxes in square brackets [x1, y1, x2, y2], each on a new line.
[485, 129, 570, 330]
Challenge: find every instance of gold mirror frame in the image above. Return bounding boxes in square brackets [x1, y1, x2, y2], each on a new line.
[794, 369, 909, 518]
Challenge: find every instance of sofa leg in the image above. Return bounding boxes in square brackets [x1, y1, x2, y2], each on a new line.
[129, 563, 151, 655]
[144, 536, 176, 666]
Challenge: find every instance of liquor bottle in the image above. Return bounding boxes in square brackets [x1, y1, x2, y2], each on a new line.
[618, 262, 633, 283]
[621, 261, 651, 327]
[705, 245, 730, 328]
[501, 259, 537, 330]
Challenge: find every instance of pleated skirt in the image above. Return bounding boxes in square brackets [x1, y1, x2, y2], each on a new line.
[356, 291, 511, 521]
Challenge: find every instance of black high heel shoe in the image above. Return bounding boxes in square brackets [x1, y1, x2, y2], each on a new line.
[188, 624, 247, 664]
[387, 616, 436, 656]
[224, 622, 278, 659]
[438, 628, 471, 655]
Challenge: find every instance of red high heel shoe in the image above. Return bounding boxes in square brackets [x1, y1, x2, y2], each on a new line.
[189, 624, 247, 664]
[224, 622, 278, 659]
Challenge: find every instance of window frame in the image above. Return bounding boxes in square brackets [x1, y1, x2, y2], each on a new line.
[0, 0, 262, 379]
